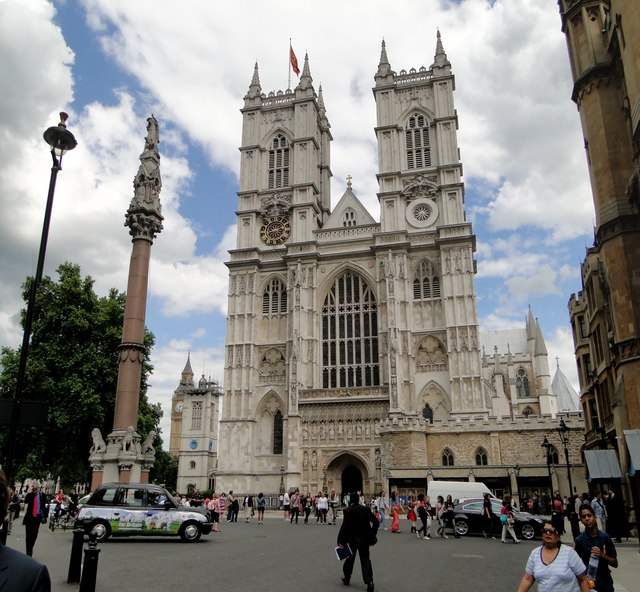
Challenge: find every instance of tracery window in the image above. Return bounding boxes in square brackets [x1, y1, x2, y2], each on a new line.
[475, 447, 488, 466]
[516, 368, 530, 398]
[405, 113, 431, 169]
[442, 448, 454, 466]
[262, 278, 287, 316]
[268, 134, 290, 189]
[413, 260, 441, 300]
[322, 271, 379, 388]
[273, 410, 283, 454]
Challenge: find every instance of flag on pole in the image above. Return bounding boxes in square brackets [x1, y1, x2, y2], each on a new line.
[290, 43, 300, 76]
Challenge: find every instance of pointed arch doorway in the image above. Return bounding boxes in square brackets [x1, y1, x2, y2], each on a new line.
[326, 453, 370, 498]
[342, 464, 363, 496]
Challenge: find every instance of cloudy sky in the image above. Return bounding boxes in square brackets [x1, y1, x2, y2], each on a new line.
[0, 0, 593, 446]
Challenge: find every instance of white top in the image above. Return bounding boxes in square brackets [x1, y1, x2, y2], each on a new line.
[317, 495, 328, 510]
[525, 545, 586, 592]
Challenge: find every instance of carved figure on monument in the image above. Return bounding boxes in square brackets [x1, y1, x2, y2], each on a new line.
[346, 421, 353, 439]
[303, 451, 309, 469]
[90, 428, 107, 454]
[328, 422, 335, 439]
[311, 450, 318, 469]
[375, 448, 382, 469]
[355, 420, 363, 437]
[122, 426, 136, 453]
[141, 430, 156, 455]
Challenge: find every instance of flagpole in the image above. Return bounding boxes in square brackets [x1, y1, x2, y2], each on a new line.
[288, 38, 292, 91]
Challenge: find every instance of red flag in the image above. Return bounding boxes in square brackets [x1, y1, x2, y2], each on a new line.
[290, 44, 300, 76]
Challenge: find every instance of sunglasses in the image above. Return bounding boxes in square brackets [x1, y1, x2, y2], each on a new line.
[541, 528, 558, 535]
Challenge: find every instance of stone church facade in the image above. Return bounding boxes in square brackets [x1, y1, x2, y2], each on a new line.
[210, 36, 585, 500]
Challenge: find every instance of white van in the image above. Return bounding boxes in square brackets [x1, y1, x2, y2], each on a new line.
[426, 481, 497, 503]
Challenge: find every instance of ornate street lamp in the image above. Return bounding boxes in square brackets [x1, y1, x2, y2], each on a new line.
[557, 418, 575, 497]
[279, 464, 285, 495]
[2, 113, 77, 488]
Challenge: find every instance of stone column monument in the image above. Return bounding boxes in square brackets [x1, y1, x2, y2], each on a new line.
[89, 116, 164, 488]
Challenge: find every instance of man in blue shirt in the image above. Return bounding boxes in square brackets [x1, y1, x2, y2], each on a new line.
[574, 503, 618, 592]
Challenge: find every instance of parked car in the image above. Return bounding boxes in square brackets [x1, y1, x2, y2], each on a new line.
[453, 498, 545, 540]
[76, 482, 212, 542]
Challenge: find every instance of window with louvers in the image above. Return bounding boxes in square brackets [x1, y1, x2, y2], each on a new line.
[273, 410, 283, 454]
[405, 113, 431, 169]
[413, 260, 441, 300]
[268, 135, 290, 189]
[262, 278, 287, 316]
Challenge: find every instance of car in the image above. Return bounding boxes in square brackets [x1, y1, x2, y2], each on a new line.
[76, 482, 213, 543]
[453, 498, 545, 540]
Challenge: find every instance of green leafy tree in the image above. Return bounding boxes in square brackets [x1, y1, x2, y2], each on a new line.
[0, 262, 163, 488]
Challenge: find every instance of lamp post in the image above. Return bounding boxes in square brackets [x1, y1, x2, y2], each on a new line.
[541, 436, 553, 502]
[2, 113, 76, 488]
[557, 418, 574, 497]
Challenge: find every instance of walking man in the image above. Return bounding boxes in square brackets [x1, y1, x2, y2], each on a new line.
[337, 492, 379, 592]
[23, 483, 48, 557]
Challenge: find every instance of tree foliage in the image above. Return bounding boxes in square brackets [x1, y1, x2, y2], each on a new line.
[0, 263, 162, 488]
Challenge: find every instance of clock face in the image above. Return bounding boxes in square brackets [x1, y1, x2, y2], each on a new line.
[175, 402, 184, 413]
[189, 439, 198, 450]
[260, 216, 290, 245]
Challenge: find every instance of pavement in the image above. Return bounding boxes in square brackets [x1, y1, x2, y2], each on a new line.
[3, 512, 639, 592]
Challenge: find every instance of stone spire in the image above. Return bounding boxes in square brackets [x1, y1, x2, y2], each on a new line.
[375, 39, 392, 81]
[296, 52, 313, 91]
[431, 30, 451, 73]
[318, 84, 330, 129]
[246, 62, 262, 99]
[125, 115, 164, 242]
[181, 352, 195, 387]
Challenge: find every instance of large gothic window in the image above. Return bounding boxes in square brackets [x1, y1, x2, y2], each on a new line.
[191, 402, 202, 430]
[322, 271, 379, 389]
[268, 134, 290, 189]
[405, 113, 431, 169]
[263, 278, 287, 316]
[273, 410, 283, 454]
[413, 260, 441, 300]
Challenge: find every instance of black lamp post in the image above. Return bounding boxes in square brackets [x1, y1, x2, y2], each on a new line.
[2, 113, 77, 487]
[541, 436, 553, 501]
[557, 418, 574, 497]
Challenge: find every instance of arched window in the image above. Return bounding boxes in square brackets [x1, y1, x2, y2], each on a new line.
[522, 406, 535, 418]
[413, 260, 441, 300]
[263, 278, 287, 316]
[405, 113, 431, 169]
[442, 448, 454, 466]
[273, 410, 283, 454]
[475, 447, 488, 466]
[548, 445, 560, 465]
[268, 134, 290, 189]
[516, 368, 530, 398]
[322, 271, 379, 388]
[189, 461, 196, 470]
[343, 208, 357, 227]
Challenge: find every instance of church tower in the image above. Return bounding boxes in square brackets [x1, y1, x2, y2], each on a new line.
[372, 35, 483, 417]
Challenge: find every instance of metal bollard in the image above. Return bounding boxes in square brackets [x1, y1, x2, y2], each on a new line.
[79, 529, 101, 592]
[67, 525, 85, 583]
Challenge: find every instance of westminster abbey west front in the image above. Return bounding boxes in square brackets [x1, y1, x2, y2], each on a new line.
[211, 35, 583, 500]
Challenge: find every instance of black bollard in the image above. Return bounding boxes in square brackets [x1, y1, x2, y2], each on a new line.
[67, 525, 85, 583]
[79, 529, 101, 592]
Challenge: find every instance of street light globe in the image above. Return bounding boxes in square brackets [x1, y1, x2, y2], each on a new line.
[43, 112, 77, 162]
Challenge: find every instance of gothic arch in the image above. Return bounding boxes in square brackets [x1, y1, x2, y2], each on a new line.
[325, 451, 372, 494]
[418, 380, 451, 421]
[260, 127, 294, 149]
[255, 391, 285, 455]
[397, 105, 435, 129]
[316, 263, 377, 301]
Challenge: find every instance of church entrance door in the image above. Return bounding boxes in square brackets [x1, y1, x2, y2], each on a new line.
[341, 464, 363, 497]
